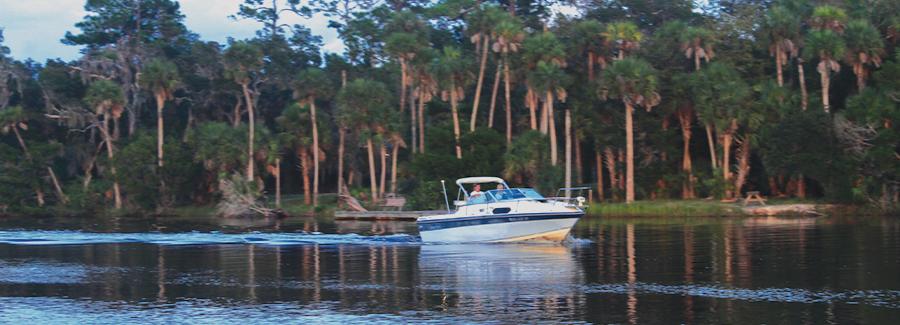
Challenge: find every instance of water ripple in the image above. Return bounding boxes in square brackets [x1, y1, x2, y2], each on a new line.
[585, 282, 900, 308]
[0, 230, 420, 246]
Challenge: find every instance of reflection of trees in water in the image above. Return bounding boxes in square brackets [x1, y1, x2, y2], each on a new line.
[2, 216, 900, 323]
[573, 216, 860, 323]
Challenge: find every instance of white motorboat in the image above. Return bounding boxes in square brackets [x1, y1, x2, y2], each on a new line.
[417, 177, 586, 243]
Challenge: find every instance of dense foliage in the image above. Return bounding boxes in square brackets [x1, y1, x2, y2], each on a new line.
[0, 0, 898, 214]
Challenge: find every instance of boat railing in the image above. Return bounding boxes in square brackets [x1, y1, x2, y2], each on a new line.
[548, 187, 592, 208]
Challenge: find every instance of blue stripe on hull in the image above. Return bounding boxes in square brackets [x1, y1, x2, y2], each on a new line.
[417, 212, 583, 232]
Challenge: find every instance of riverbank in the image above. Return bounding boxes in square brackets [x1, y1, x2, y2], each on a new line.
[585, 199, 861, 217]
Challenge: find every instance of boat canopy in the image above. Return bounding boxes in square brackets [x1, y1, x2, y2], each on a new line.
[456, 177, 506, 186]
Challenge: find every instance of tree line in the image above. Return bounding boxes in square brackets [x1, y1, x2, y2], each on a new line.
[0, 0, 897, 215]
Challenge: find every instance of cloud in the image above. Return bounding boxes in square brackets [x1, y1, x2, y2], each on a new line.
[0, 0, 344, 62]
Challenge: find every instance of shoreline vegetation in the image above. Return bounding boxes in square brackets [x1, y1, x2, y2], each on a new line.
[0, 1, 898, 219]
[1, 198, 888, 219]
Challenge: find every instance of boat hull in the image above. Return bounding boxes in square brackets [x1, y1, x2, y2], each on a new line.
[417, 213, 582, 243]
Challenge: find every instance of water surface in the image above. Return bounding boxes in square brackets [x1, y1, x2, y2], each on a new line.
[1, 214, 898, 324]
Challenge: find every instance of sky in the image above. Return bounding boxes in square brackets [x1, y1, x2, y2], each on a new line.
[0, 0, 344, 62]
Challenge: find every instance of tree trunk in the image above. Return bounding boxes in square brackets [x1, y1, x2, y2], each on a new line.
[587, 52, 595, 82]
[156, 92, 165, 167]
[504, 55, 513, 145]
[103, 114, 122, 209]
[47, 166, 68, 204]
[410, 88, 417, 153]
[734, 136, 751, 196]
[564, 109, 572, 197]
[605, 147, 618, 201]
[399, 59, 407, 114]
[232, 97, 242, 127]
[488, 62, 501, 128]
[679, 108, 695, 199]
[820, 62, 831, 113]
[450, 88, 462, 159]
[275, 158, 281, 208]
[390, 142, 399, 194]
[11, 126, 46, 207]
[470, 37, 490, 132]
[337, 128, 345, 195]
[798, 59, 808, 111]
[797, 174, 806, 199]
[575, 136, 583, 185]
[722, 120, 736, 198]
[310, 99, 320, 207]
[694, 51, 701, 72]
[243, 83, 255, 181]
[618, 148, 625, 191]
[854, 62, 865, 92]
[528, 89, 539, 131]
[379, 143, 387, 198]
[775, 47, 784, 87]
[367, 138, 378, 202]
[705, 123, 718, 170]
[82, 142, 103, 190]
[625, 102, 635, 203]
[596, 151, 604, 201]
[114, 113, 121, 140]
[418, 90, 426, 153]
[300, 149, 311, 205]
[547, 92, 558, 166]
[768, 176, 781, 197]
[539, 93, 548, 134]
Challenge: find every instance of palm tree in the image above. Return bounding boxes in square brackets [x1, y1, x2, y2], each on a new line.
[293, 68, 333, 207]
[277, 103, 314, 205]
[431, 47, 472, 159]
[85, 79, 126, 209]
[603, 21, 643, 60]
[764, 6, 801, 87]
[681, 26, 716, 72]
[598, 58, 661, 203]
[491, 14, 525, 144]
[223, 41, 264, 181]
[805, 30, 845, 113]
[522, 31, 566, 166]
[680, 26, 718, 171]
[385, 10, 428, 153]
[409, 49, 437, 154]
[466, 5, 504, 132]
[139, 58, 180, 168]
[527, 60, 568, 166]
[690, 63, 751, 198]
[844, 19, 885, 92]
[337, 79, 392, 202]
[810, 5, 848, 33]
[570, 20, 608, 82]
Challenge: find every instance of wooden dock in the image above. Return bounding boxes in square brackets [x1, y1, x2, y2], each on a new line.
[333, 210, 445, 221]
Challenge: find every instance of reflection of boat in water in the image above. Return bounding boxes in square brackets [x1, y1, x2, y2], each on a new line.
[418, 244, 582, 294]
[417, 177, 585, 243]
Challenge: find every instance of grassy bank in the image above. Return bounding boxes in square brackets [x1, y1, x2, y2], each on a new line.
[587, 200, 745, 217]
[583, 199, 855, 217]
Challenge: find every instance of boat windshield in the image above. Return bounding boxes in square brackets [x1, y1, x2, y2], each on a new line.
[487, 188, 544, 201]
[517, 188, 545, 199]
[465, 188, 546, 205]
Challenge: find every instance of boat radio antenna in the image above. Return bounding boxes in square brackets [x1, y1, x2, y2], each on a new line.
[441, 180, 451, 213]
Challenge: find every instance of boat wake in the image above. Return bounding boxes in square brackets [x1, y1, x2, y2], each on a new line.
[0, 230, 421, 246]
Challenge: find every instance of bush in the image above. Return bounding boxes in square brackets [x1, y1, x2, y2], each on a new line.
[114, 133, 199, 209]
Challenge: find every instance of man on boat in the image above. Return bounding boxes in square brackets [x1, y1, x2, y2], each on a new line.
[470, 184, 484, 197]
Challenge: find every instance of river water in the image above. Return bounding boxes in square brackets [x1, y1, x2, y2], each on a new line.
[0, 214, 898, 324]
